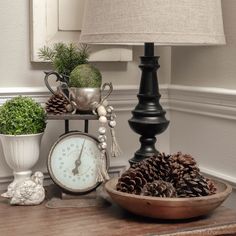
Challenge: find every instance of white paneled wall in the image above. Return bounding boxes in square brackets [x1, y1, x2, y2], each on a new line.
[168, 85, 236, 209]
[0, 85, 170, 189]
[1, 84, 236, 185]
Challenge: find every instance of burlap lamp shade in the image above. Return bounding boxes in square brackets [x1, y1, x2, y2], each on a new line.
[80, 0, 225, 45]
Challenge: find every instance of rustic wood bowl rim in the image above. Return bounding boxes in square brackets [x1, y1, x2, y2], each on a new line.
[105, 177, 232, 204]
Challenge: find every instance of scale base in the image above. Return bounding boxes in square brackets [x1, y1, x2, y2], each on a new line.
[61, 190, 97, 200]
[45, 184, 110, 209]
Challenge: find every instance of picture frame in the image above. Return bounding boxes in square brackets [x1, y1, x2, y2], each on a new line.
[30, 0, 132, 62]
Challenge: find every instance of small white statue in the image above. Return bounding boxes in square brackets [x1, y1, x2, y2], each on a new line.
[1, 181, 17, 199]
[2, 172, 45, 206]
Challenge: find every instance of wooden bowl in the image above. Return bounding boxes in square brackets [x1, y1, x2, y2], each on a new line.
[105, 177, 232, 219]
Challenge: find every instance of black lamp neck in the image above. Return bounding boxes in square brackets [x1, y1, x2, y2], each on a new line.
[144, 42, 154, 57]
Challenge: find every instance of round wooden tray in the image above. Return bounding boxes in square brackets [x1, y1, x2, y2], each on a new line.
[105, 177, 232, 219]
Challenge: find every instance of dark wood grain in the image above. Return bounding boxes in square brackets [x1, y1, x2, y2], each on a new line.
[46, 113, 98, 120]
[1, 196, 236, 236]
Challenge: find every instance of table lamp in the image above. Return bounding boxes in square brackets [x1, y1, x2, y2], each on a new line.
[80, 0, 225, 165]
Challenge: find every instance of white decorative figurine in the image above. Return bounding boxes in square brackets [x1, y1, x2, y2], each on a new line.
[2, 172, 45, 206]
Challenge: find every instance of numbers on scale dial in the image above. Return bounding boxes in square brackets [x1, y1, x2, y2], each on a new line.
[48, 132, 109, 193]
[55, 136, 99, 184]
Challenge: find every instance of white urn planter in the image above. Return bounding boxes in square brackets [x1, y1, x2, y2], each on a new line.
[0, 133, 44, 198]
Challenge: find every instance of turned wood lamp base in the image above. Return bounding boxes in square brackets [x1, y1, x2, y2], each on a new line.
[128, 43, 169, 165]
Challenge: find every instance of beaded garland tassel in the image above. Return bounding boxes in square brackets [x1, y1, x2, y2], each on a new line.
[92, 98, 121, 182]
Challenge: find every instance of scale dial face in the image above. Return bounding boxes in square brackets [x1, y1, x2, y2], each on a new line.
[48, 132, 108, 193]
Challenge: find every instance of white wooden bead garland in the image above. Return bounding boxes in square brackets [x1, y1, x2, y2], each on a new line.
[92, 97, 121, 182]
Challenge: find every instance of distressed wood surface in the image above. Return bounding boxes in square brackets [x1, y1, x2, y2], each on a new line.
[46, 113, 98, 120]
[0, 196, 236, 236]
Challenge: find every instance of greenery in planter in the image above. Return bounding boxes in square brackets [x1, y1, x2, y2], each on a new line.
[69, 64, 102, 88]
[38, 43, 89, 77]
[0, 96, 46, 135]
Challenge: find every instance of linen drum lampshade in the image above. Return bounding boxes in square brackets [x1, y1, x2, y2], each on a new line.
[80, 0, 225, 45]
[80, 0, 225, 164]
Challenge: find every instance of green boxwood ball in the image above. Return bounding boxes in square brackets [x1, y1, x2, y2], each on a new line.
[69, 64, 102, 88]
[0, 96, 46, 135]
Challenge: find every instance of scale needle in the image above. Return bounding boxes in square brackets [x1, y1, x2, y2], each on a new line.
[72, 140, 85, 175]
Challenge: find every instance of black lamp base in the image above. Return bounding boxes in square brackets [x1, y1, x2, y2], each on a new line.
[128, 43, 169, 165]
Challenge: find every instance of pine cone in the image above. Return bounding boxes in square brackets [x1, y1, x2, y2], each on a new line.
[169, 152, 200, 185]
[116, 167, 148, 194]
[176, 173, 210, 197]
[207, 178, 217, 195]
[46, 93, 70, 114]
[141, 180, 177, 198]
[132, 153, 172, 182]
[116, 153, 171, 194]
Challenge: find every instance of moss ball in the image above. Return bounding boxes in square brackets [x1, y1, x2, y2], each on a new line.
[69, 64, 102, 88]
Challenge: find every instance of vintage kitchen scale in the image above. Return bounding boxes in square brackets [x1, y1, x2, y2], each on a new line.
[44, 71, 119, 206]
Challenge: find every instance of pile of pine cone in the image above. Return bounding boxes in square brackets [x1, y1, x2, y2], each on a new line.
[116, 152, 217, 198]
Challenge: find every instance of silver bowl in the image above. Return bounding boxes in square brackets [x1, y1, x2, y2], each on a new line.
[70, 87, 101, 111]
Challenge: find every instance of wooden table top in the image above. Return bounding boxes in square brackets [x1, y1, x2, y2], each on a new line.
[46, 113, 98, 120]
[1, 196, 236, 236]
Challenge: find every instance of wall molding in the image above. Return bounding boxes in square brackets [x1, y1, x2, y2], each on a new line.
[0, 85, 140, 110]
[200, 167, 236, 189]
[0, 84, 169, 110]
[1, 84, 236, 188]
[1, 84, 235, 118]
[168, 85, 236, 120]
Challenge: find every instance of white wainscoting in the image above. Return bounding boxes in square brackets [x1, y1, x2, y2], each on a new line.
[168, 85, 236, 120]
[168, 85, 236, 189]
[0, 85, 169, 190]
[1, 84, 236, 194]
